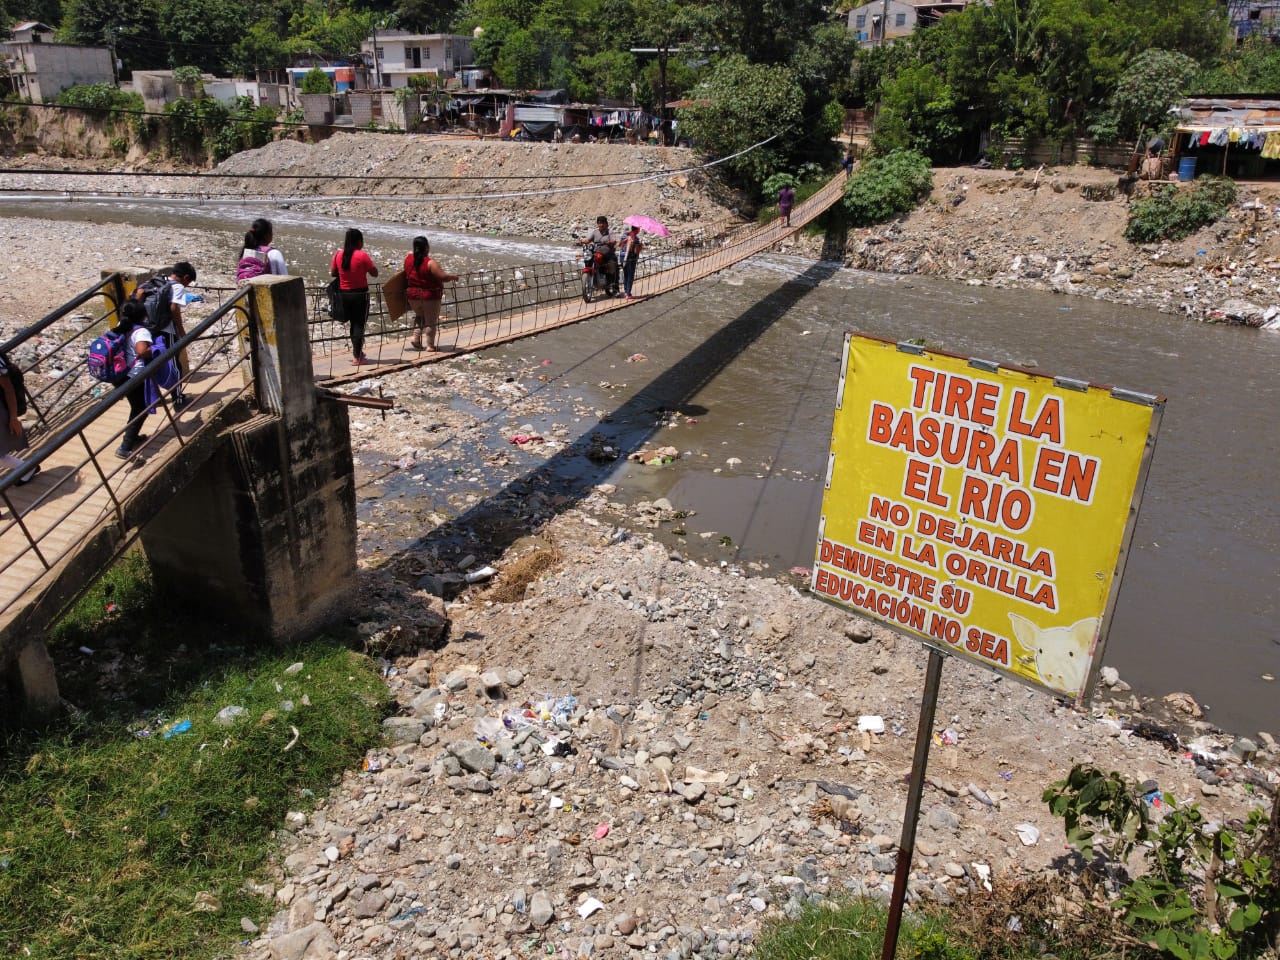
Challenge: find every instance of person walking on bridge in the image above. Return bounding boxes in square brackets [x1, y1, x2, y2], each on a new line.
[778, 184, 795, 226]
[331, 228, 378, 365]
[619, 224, 643, 298]
[405, 236, 459, 352]
[1, 353, 38, 485]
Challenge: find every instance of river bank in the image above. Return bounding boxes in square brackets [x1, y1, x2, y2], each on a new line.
[8, 136, 1280, 326]
[1, 137, 1277, 959]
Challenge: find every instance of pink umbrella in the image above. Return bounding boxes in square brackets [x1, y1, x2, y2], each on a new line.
[623, 215, 670, 237]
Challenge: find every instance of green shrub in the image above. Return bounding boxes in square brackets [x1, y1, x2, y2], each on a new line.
[1125, 176, 1238, 243]
[55, 83, 141, 116]
[299, 67, 333, 94]
[1045, 764, 1278, 960]
[841, 149, 934, 227]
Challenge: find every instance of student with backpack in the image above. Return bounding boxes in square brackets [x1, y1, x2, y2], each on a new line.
[132, 262, 196, 409]
[237, 218, 287, 282]
[0, 352, 38, 485]
[111, 299, 156, 459]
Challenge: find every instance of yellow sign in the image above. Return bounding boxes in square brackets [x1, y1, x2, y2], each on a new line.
[813, 334, 1163, 703]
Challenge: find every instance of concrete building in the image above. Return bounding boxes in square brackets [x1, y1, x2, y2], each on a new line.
[362, 31, 472, 88]
[846, 1, 975, 47]
[848, 1, 918, 45]
[1, 22, 113, 102]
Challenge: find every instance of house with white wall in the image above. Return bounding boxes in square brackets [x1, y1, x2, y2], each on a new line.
[361, 31, 472, 88]
[1, 22, 113, 101]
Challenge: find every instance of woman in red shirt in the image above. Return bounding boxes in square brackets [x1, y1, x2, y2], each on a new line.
[330, 228, 379, 365]
[404, 236, 459, 351]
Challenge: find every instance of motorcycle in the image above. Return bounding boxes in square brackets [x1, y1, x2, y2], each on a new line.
[580, 241, 619, 302]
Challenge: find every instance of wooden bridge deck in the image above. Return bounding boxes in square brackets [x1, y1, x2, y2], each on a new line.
[0, 170, 848, 643]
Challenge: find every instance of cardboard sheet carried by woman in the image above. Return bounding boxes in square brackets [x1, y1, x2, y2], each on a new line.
[382, 270, 409, 322]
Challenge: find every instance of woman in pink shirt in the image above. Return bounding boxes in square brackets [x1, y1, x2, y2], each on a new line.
[330, 227, 379, 365]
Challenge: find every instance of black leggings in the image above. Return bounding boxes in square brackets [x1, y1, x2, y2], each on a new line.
[341, 290, 370, 359]
[119, 376, 148, 451]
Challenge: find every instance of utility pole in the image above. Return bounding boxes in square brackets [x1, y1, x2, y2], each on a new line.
[372, 25, 382, 89]
[881, 0, 890, 45]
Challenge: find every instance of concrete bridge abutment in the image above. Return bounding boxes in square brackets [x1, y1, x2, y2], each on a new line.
[140, 275, 358, 641]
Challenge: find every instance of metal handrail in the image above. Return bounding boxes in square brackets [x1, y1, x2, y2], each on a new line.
[0, 289, 256, 597]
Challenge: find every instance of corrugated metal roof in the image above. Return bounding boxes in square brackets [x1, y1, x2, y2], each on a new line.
[1176, 96, 1280, 132]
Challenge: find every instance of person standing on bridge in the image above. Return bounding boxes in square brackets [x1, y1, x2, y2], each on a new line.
[619, 224, 643, 299]
[404, 236, 459, 352]
[0, 353, 38, 485]
[238, 218, 288, 279]
[331, 228, 378, 365]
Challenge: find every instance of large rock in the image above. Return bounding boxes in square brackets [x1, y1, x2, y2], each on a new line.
[448, 739, 497, 774]
[267, 922, 338, 960]
[530, 891, 555, 927]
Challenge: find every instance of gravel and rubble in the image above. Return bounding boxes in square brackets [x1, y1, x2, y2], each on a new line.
[241, 502, 1278, 960]
[230, 356, 1279, 960]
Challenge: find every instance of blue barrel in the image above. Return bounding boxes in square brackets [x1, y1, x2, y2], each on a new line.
[1178, 156, 1197, 181]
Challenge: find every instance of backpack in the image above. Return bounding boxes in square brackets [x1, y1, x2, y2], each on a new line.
[87, 329, 129, 383]
[130, 276, 173, 333]
[236, 246, 271, 283]
[1, 351, 26, 415]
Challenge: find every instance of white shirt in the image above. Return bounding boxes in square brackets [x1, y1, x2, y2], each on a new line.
[126, 326, 153, 377]
[242, 247, 288, 275]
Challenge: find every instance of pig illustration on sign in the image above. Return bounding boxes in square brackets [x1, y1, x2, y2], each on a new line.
[1008, 613, 1099, 695]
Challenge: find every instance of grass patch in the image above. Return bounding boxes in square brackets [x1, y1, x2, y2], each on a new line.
[754, 898, 974, 960]
[1, 552, 390, 959]
[754, 884, 1125, 960]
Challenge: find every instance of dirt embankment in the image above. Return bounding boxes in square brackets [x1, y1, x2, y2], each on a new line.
[10, 127, 1280, 325]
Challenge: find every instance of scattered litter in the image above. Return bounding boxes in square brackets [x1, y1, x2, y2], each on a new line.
[391, 906, 427, 921]
[510, 434, 545, 446]
[465, 565, 498, 583]
[789, 566, 810, 578]
[934, 727, 959, 746]
[577, 897, 605, 919]
[890, 722, 908, 737]
[161, 719, 192, 739]
[215, 705, 248, 726]
[857, 715, 885, 735]
[626, 353, 649, 363]
[361, 754, 384, 773]
[548, 796, 565, 809]
[593, 823, 610, 840]
[971, 862, 993, 892]
[628, 445, 680, 465]
[283, 662, 305, 675]
[998, 770, 1014, 781]
[283, 726, 300, 752]
[1014, 823, 1040, 846]
[78, 646, 94, 655]
[474, 716, 505, 744]
[967, 783, 995, 806]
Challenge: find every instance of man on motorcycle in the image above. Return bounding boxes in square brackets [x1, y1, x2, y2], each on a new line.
[582, 216, 620, 291]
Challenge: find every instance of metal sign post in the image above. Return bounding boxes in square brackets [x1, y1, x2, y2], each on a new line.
[880, 648, 944, 960]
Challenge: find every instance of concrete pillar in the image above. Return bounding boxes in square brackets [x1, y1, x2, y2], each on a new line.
[140, 276, 357, 641]
[4, 641, 60, 721]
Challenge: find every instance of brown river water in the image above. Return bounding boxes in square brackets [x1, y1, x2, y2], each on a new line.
[12, 202, 1278, 737]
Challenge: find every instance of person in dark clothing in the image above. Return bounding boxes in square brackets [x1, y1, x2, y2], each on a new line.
[114, 300, 155, 459]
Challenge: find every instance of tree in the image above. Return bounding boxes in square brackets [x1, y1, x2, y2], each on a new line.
[395, 0, 453, 33]
[232, 20, 292, 80]
[1197, 34, 1280, 95]
[61, 0, 166, 72]
[573, 50, 638, 103]
[1104, 49, 1200, 145]
[159, 0, 249, 74]
[873, 61, 961, 160]
[493, 28, 540, 88]
[677, 54, 804, 185]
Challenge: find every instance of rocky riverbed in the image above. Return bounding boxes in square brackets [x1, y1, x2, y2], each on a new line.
[2, 137, 1277, 960]
[233, 356, 1279, 960]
